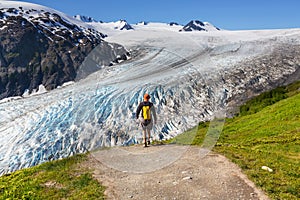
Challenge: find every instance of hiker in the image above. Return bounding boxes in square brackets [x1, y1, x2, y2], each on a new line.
[136, 93, 157, 147]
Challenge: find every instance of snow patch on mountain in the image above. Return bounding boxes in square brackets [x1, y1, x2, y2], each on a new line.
[180, 20, 220, 32]
[74, 14, 100, 23]
[114, 20, 133, 30]
[80, 19, 135, 37]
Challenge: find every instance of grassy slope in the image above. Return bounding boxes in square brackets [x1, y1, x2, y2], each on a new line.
[215, 93, 300, 200]
[170, 81, 300, 200]
[0, 154, 105, 200]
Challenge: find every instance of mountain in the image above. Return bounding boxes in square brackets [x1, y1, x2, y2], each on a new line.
[113, 20, 134, 30]
[69, 17, 220, 38]
[73, 15, 133, 30]
[73, 19, 135, 38]
[136, 21, 149, 26]
[0, 1, 129, 99]
[73, 14, 100, 23]
[179, 20, 220, 32]
[169, 22, 180, 26]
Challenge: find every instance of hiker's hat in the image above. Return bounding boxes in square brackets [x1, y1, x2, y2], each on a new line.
[144, 93, 150, 100]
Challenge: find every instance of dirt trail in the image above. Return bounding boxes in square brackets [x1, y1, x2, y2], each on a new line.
[81, 144, 270, 200]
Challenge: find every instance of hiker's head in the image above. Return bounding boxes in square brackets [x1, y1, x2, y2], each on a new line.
[144, 93, 150, 101]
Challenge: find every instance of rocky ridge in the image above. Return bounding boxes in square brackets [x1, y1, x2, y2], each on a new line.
[180, 20, 220, 32]
[0, 6, 129, 99]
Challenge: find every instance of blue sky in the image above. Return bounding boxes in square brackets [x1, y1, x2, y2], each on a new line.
[12, 0, 300, 30]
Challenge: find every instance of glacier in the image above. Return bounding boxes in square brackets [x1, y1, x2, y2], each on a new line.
[1, 19, 300, 175]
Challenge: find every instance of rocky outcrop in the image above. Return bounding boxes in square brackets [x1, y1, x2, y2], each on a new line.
[0, 7, 129, 99]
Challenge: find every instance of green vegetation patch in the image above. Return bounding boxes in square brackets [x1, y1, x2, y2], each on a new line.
[0, 154, 105, 200]
[239, 80, 300, 116]
[215, 93, 300, 199]
[170, 81, 300, 199]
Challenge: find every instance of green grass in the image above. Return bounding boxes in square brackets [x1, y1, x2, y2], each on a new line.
[239, 81, 300, 116]
[0, 154, 105, 200]
[169, 82, 300, 199]
[216, 93, 300, 200]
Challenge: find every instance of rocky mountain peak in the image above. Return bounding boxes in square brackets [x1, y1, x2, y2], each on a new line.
[136, 21, 148, 26]
[179, 20, 220, 32]
[169, 22, 180, 26]
[73, 14, 100, 23]
[114, 19, 134, 30]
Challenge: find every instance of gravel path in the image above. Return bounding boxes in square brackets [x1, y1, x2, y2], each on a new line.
[82, 144, 270, 200]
